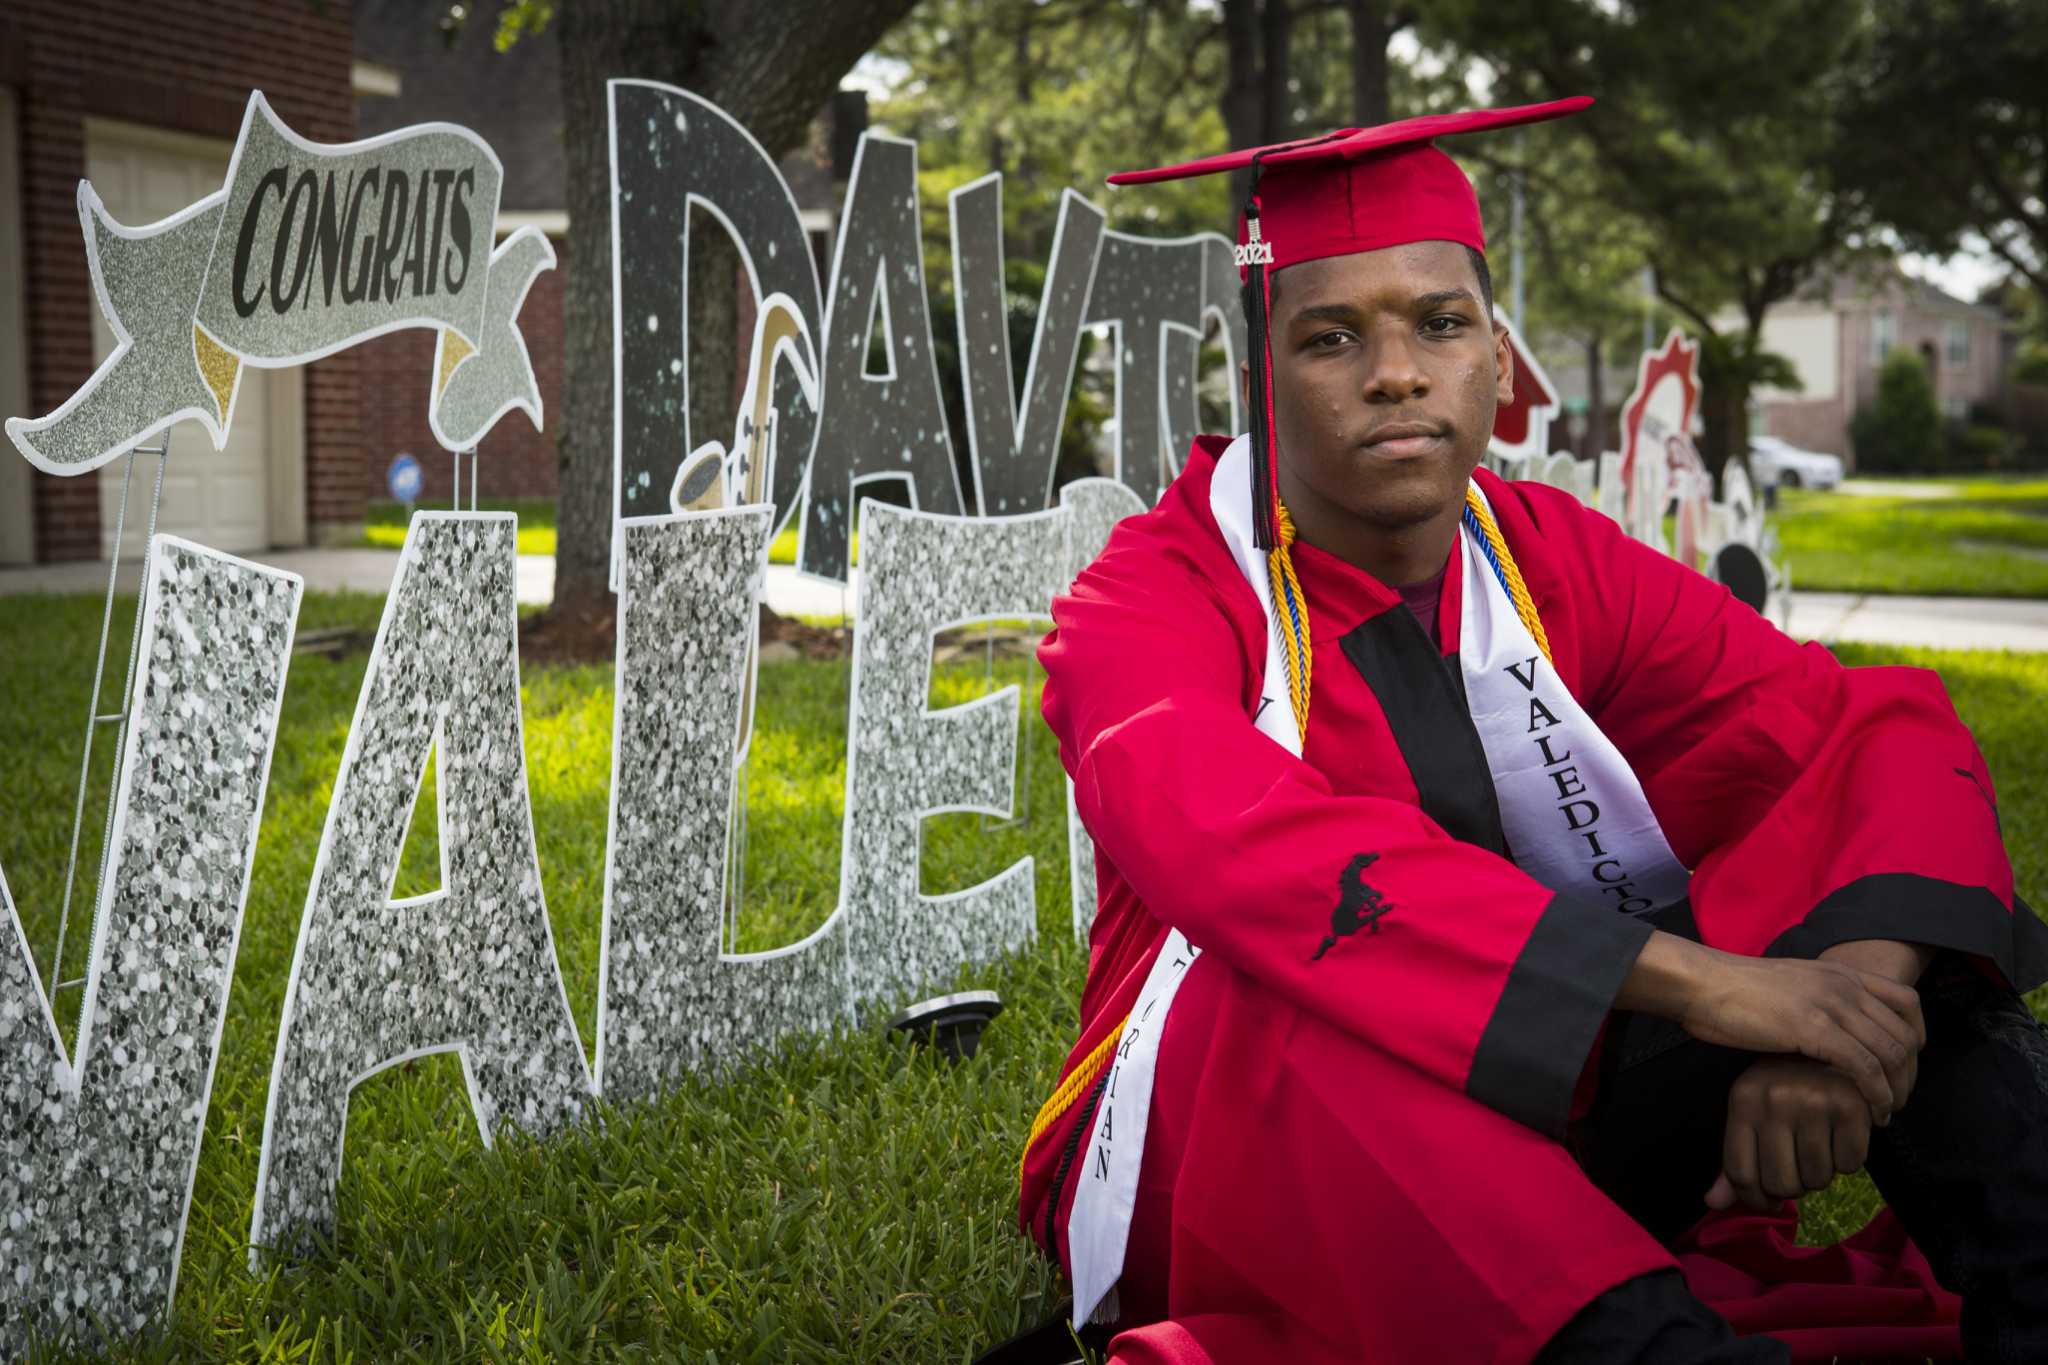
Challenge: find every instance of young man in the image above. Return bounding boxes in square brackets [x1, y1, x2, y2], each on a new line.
[1017, 99, 2048, 1364]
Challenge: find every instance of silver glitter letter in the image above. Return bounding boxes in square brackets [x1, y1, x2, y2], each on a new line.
[0, 538, 299, 1350]
[595, 507, 847, 1099]
[608, 80, 825, 548]
[949, 180, 1104, 516]
[798, 136, 962, 581]
[1084, 232, 1242, 506]
[250, 514, 593, 1259]
[840, 502, 1069, 1007]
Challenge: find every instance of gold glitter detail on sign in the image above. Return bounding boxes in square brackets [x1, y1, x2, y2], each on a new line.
[193, 326, 241, 422]
[436, 330, 475, 397]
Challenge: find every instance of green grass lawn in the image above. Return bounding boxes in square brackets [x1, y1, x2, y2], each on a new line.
[366, 503, 843, 572]
[0, 592, 2042, 1359]
[1774, 476, 2048, 598]
[369, 476, 2048, 599]
[767, 527, 860, 568]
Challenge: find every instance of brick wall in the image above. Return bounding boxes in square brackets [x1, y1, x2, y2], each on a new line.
[356, 238, 565, 503]
[8, 0, 358, 559]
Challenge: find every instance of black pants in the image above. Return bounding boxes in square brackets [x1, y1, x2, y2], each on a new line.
[1541, 952, 2048, 1364]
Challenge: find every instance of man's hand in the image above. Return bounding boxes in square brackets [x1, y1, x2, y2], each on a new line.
[1618, 932, 1926, 1121]
[1705, 1057, 1874, 1213]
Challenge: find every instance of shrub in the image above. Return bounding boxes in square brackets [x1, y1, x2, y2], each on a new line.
[2014, 340, 2048, 386]
[1948, 422, 2013, 470]
[1850, 349, 1943, 472]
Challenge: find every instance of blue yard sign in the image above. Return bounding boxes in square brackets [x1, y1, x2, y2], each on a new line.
[387, 452, 423, 506]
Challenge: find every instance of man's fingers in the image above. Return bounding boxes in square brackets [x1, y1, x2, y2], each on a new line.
[1856, 971, 1927, 1047]
[1833, 1108, 1871, 1175]
[1806, 1023, 1895, 1120]
[1837, 1003, 1913, 1115]
[1858, 985, 1921, 1056]
[1796, 1118, 1835, 1192]
[1705, 1171, 1735, 1211]
[1723, 1116, 1763, 1211]
[1760, 1122, 1802, 1202]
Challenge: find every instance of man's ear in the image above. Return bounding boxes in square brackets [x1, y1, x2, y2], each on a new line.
[1493, 321, 1515, 407]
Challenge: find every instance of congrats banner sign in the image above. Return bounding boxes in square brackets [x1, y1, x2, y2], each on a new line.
[5, 92, 554, 473]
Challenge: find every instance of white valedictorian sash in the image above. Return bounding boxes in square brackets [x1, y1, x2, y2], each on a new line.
[1066, 437, 1293, 1328]
[1458, 484, 1689, 914]
[1066, 445, 1685, 1326]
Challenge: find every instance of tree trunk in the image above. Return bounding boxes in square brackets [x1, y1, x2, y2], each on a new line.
[1220, 0, 1264, 207]
[1698, 373, 1747, 489]
[1347, 0, 1392, 125]
[1260, 0, 1292, 144]
[551, 0, 920, 636]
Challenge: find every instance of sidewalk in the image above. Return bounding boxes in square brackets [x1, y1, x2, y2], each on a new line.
[0, 546, 558, 612]
[5, 549, 2048, 653]
[1787, 592, 2048, 653]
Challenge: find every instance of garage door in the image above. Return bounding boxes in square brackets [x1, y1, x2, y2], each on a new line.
[87, 127, 278, 557]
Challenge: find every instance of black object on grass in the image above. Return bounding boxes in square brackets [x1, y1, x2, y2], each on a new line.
[1713, 542, 1770, 612]
[888, 990, 1004, 1060]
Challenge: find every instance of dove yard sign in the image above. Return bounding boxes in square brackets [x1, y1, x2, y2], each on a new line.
[0, 82, 1775, 1355]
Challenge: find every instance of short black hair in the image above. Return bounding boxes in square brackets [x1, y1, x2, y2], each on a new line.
[1465, 245, 1495, 318]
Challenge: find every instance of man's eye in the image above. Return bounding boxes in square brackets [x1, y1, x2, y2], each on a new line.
[1421, 315, 1465, 335]
[1311, 330, 1354, 349]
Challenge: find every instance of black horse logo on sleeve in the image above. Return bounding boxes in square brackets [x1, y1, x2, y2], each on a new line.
[1310, 852, 1394, 962]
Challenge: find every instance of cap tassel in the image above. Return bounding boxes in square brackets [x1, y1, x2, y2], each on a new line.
[1242, 168, 1280, 551]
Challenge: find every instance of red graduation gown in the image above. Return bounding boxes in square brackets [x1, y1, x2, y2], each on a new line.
[1021, 435, 2043, 1362]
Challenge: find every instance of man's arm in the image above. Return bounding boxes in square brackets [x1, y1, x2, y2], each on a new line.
[1514, 480, 2040, 986]
[1042, 526, 1923, 1138]
[1822, 938, 1937, 986]
[1699, 942, 1938, 1213]
[1619, 929, 1923, 1120]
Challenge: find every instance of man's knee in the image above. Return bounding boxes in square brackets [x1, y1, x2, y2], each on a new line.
[1535, 1271, 1789, 1365]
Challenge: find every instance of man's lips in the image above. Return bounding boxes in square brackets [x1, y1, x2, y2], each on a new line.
[1359, 421, 1449, 458]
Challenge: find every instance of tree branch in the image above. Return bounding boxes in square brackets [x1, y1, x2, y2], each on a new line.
[1650, 262, 1721, 339]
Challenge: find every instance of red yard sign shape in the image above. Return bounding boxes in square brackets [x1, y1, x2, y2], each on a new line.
[1490, 310, 1561, 456]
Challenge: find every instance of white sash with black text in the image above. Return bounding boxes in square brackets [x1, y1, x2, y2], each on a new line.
[1065, 436, 1294, 1329]
[1457, 483, 1689, 913]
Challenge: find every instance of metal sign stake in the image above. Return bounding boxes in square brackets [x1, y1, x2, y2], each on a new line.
[52, 438, 169, 997]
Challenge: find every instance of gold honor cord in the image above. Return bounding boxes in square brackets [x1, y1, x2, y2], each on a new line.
[1268, 501, 1313, 749]
[1022, 1011, 1131, 1180]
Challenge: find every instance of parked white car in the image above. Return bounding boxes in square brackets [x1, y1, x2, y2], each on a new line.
[1747, 435, 1844, 490]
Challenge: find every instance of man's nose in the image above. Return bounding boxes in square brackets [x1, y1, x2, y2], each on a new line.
[1362, 331, 1428, 403]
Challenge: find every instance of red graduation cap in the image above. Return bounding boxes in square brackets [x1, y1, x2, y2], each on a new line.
[1107, 97, 1592, 555]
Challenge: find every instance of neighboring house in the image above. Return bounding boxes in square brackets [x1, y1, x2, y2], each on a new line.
[1725, 267, 2007, 469]
[353, 2, 861, 504]
[0, 0, 860, 567]
[0, 0, 361, 564]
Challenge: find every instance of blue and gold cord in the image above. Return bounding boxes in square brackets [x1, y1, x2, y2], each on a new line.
[1268, 502, 1313, 749]
[1461, 487, 1552, 664]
